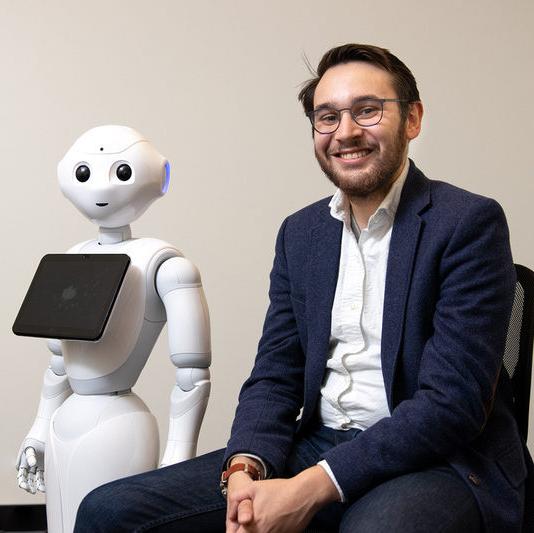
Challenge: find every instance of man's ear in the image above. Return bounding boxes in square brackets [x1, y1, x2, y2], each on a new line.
[405, 101, 424, 141]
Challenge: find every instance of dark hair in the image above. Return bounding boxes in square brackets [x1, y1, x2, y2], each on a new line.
[298, 44, 420, 121]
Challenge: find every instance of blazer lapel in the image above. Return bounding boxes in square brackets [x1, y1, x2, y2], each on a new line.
[302, 211, 342, 419]
[381, 162, 431, 409]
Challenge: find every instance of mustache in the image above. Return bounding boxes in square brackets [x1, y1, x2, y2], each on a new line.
[327, 142, 375, 156]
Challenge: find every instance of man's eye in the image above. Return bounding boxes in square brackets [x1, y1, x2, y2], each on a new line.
[354, 105, 380, 118]
[352, 104, 380, 119]
[318, 112, 338, 124]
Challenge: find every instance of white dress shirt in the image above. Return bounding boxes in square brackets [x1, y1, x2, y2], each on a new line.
[318, 159, 409, 499]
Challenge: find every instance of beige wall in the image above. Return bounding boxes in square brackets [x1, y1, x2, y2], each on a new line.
[1, 0, 532, 504]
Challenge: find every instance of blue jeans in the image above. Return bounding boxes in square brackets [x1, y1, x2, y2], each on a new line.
[74, 424, 481, 532]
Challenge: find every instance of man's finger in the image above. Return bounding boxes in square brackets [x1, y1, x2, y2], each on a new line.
[227, 497, 239, 522]
[237, 498, 254, 525]
[226, 520, 239, 533]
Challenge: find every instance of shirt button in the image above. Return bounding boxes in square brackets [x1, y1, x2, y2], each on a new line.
[468, 473, 481, 486]
[350, 304, 357, 310]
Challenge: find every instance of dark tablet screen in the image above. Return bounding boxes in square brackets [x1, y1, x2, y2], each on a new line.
[13, 254, 130, 341]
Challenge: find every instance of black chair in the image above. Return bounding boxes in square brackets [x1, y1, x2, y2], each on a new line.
[503, 264, 534, 441]
[503, 264, 534, 532]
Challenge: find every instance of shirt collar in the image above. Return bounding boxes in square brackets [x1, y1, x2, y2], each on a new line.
[328, 158, 409, 228]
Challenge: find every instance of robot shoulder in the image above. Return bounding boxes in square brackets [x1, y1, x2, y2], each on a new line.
[135, 237, 181, 252]
[155, 256, 202, 297]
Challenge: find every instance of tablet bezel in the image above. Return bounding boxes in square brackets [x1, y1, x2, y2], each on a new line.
[12, 253, 130, 341]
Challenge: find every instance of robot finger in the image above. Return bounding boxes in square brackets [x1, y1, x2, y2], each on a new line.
[28, 462, 37, 478]
[25, 447, 37, 468]
[17, 466, 29, 491]
[35, 470, 46, 493]
[16, 449, 29, 471]
[27, 470, 36, 494]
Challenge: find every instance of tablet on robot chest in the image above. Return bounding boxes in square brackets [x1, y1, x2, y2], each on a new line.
[13, 254, 131, 341]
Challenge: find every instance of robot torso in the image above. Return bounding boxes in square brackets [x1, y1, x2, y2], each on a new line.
[61, 237, 181, 394]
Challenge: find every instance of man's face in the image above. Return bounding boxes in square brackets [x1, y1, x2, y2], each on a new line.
[312, 61, 420, 198]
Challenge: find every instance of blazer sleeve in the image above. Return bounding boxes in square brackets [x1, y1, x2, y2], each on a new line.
[223, 217, 306, 474]
[321, 197, 517, 500]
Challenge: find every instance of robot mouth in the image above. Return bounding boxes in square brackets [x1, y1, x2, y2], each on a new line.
[96, 203, 109, 207]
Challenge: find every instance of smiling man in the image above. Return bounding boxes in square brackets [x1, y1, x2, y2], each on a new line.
[75, 44, 531, 533]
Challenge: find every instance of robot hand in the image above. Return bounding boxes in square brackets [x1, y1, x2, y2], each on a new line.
[16, 438, 45, 494]
[160, 371, 211, 467]
[15, 361, 72, 495]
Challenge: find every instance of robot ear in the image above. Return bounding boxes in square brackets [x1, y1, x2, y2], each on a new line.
[162, 161, 171, 195]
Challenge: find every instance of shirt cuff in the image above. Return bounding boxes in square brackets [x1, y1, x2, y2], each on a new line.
[317, 459, 345, 502]
[227, 453, 269, 479]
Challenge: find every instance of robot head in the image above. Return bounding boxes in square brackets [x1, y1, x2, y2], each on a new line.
[58, 125, 170, 228]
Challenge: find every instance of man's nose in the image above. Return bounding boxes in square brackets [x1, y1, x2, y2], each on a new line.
[334, 110, 364, 141]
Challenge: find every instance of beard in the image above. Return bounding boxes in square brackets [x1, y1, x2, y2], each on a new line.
[315, 122, 408, 199]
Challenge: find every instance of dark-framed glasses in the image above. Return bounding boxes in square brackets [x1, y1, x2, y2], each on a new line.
[307, 97, 414, 134]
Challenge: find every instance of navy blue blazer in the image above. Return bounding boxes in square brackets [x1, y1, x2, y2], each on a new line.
[225, 161, 529, 532]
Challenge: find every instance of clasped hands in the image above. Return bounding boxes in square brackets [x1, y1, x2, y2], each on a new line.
[225, 464, 339, 533]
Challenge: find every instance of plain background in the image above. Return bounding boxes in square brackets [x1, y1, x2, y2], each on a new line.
[1, 0, 532, 505]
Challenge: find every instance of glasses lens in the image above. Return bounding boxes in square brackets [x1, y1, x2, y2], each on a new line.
[352, 99, 383, 127]
[312, 108, 340, 134]
[311, 99, 385, 133]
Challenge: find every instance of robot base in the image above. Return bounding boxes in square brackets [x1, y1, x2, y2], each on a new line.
[45, 391, 159, 533]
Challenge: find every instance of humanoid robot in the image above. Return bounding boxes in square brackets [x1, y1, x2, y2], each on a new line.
[14, 125, 211, 533]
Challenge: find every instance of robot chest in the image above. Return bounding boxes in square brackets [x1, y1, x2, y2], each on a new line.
[61, 243, 169, 381]
[73, 240, 170, 321]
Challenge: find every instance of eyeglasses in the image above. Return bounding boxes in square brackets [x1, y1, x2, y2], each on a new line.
[307, 97, 414, 134]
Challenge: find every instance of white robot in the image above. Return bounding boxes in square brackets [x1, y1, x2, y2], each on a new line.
[14, 125, 211, 533]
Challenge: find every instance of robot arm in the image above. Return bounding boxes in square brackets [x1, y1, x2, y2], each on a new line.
[156, 257, 211, 466]
[16, 339, 72, 493]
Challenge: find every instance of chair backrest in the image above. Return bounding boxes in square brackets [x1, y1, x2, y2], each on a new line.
[502, 264, 534, 441]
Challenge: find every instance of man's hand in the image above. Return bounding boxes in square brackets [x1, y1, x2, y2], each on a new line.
[226, 456, 264, 532]
[227, 465, 339, 533]
[226, 470, 256, 532]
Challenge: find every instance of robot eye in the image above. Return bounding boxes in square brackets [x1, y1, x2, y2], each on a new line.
[75, 165, 91, 182]
[116, 164, 132, 181]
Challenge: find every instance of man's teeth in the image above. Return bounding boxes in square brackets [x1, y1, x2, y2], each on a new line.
[339, 150, 370, 160]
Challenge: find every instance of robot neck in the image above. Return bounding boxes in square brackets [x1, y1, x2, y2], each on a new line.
[98, 225, 132, 245]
